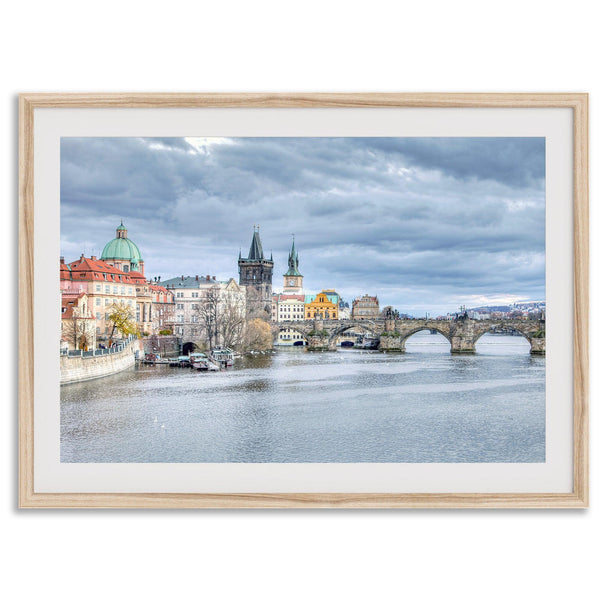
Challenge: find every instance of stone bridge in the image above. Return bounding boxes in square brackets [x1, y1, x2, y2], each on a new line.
[271, 317, 545, 355]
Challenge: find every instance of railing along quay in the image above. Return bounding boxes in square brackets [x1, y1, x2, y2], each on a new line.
[60, 335, 136, 358]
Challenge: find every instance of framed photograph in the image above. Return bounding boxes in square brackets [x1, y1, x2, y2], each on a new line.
[19, 93, 588, 508]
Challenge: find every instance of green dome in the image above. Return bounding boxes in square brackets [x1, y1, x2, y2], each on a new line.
[101, 237, 142, 263]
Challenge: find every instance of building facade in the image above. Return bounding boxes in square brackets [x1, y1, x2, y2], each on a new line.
[272, 238, 306, 323]
[149, 282, 176, 332]
[162, 275, 246, 352]
[352, 294, 380, 320]
[60, 291, 96, 350]
[238, 227, 273, 321]
[272, 294, 306, 322]
[305, 290, 339, 320]
[60, 255, 138, 341]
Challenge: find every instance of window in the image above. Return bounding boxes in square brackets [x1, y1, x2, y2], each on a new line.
[104, 299, 109, 306]
[121, 287, 125, 295]
[95, 284, 101, 292]
[177, 315, 184, 323]
[123, 265, 129, 273]
[177, 304, 184, 310]
[105, 285, 110, 293]
[191, 316, 198, 323]
[192, 292, 199, 298]
[96, 312, 101, 320]
[95, 298, 101, 306]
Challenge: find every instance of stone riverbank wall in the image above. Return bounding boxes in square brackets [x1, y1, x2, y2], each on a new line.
[140, 334, 180, 358]
[60, 338, 141, 385]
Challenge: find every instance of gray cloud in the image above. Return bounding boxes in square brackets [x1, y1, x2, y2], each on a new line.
[60, 137, 545, 315]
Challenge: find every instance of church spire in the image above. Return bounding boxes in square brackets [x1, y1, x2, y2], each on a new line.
[247, 225, 265, 260]
[284, 235, 302, 277]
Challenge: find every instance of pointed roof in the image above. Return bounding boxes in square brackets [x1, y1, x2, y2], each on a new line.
[240, 227, 273, 263]
[284, 236, 302, 277]
[248, 229, 264, 260]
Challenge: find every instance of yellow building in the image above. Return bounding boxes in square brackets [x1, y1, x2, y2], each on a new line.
[305, 290, 339, 320]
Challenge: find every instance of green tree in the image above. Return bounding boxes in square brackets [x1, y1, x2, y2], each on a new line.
[106, 301, 138, 344]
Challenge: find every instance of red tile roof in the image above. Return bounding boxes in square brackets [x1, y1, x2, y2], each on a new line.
[274, 294, 305, 301]
[62, 256, 141, 284]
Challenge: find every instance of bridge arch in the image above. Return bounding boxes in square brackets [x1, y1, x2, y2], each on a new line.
[328, 321, 381, 348]
[400, 325, 452, 345]
[473, 323, 532, 344]
[473, 323, 539, 352]
[272, 323, 310, 346]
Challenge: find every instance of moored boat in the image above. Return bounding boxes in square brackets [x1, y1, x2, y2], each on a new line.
[174, 355, 191, 367]
[211, 346, 235, 368]
[189, 352, 220, 371]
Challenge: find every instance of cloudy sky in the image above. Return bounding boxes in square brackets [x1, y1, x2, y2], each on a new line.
[60, 137, 545, 316]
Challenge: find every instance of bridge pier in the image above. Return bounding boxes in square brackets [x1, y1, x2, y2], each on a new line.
[378, 336, 405, 352]
[306, 333, 335, 351]
[529, 336, 545, 355]
[450, 337, 476, 354]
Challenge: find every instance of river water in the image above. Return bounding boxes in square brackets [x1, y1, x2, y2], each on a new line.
[60, 331, 545, 463]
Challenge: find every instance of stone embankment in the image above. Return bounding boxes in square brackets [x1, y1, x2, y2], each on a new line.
[140, 334, 180, 358]
[60, 338, 142, 385]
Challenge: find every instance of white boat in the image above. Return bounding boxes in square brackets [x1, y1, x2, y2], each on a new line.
[189, 352, 220, 371]
[211, 347, 235, 367]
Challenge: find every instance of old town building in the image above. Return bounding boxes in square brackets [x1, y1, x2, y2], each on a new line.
[100, 222, 155, 333]
[272, 294, 306, 322]
[238, 227, 273, 321]
[305, 290, 339, 320]
[272, 238, 306, 323]
[162, 275, 246, 352]
[60, 255, 138, 341]
[149, 281, 176, 332]
[60, 291, 96, 350]
[352, 294, 380, 320]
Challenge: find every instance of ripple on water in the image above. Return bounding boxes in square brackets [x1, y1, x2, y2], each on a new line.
[61, 334, 545, 463]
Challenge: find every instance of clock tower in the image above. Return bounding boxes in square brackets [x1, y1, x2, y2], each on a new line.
[283, 237, 303, 293]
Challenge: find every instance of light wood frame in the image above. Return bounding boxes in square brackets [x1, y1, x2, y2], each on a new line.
[19, 93, 589, 508]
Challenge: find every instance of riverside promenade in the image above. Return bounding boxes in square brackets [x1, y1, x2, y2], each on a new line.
[60, 336, 141, 385]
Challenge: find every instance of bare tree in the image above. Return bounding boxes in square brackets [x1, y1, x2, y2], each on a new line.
[219, 293, 246, 349]
[197, 286, 220, 349]
[62, 315, 90, 350]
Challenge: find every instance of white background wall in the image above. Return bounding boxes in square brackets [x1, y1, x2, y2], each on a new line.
[1, 1, 597, 598]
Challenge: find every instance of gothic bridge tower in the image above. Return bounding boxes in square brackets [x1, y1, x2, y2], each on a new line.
[238, 226, 274, 320]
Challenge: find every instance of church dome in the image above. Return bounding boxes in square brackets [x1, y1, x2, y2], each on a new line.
[101, 222, 142, 264]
